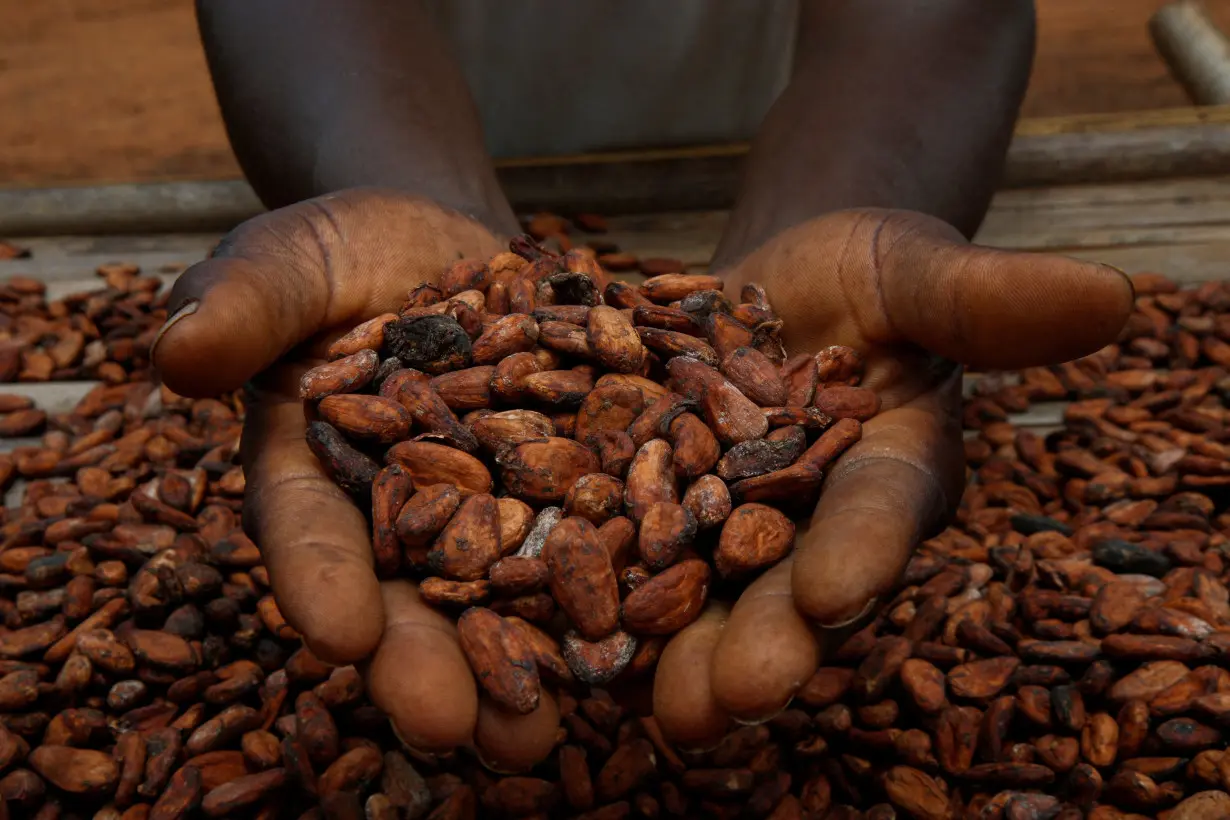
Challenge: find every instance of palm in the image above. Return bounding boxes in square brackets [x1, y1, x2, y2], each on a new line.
[728, 210, 970, 608]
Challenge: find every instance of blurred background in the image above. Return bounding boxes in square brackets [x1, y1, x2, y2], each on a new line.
[3, 0, 1230, 188]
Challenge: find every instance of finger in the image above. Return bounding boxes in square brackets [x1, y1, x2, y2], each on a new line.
[151, 192, 504, 397]
[791, 385, 961, 626]
[153, 205, 367, 398]
[367, 580, 478, 752]
[241, 373, 384, 664]
[472, 691, 561, 774]
[879, 213, 1134, 369]
[709, 560, 821, 724]
[653, 603, 732, 751]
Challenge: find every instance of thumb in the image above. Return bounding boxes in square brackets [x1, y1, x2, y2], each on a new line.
[878, 214, 1135, 370]
[151, 225, 334, 398]
[150, 190, 503, 398]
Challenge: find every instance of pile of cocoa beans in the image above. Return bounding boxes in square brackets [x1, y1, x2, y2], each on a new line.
[0, 230, 1229, 819]
[300, 234, 876, 700]
[0, 262, 167, 396]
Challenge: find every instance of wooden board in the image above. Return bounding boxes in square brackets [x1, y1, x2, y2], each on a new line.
[0, 382, 102, 508]
[7, 173, 1230, 285]
[555, 174, 1230, 285]
[10, 106, 1230, 235]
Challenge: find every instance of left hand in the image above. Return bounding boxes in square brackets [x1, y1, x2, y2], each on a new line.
[652, 208, 1134, 748]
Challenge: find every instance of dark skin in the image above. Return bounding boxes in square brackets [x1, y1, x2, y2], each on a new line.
[155, 0, 1133, 766]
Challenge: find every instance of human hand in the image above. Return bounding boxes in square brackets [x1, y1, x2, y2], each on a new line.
[652, 208, 1135, 748]
[152, 189, 561, 770]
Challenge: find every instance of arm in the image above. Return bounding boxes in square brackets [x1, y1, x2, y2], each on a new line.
[714, 0, 1035, 266]
[195, 0, 517, 234]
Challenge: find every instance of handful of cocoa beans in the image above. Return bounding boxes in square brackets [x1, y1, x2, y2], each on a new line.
[300, 236, 879, 710]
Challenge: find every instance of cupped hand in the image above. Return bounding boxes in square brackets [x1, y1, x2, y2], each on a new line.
[151, 189, 560, 770]
[652, 208, 1135, 749]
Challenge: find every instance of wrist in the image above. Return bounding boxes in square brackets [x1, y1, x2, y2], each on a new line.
[712, 0, 1034, 268]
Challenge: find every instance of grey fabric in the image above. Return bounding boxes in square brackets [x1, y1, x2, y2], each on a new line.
[421, 0, 799, 158]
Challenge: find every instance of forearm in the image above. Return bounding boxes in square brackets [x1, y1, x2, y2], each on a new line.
[196, 0, 516, 233]
[714, 0, 1035, 266]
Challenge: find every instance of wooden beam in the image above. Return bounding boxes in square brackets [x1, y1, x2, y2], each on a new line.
[6, 105, 1230, 234]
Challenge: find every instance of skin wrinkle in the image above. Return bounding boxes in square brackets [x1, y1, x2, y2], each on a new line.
[302, 200, 345, 283]
[273, 540, 367, 581]
[243, 445, 344, 496]
[876, 216, 953, 349]
[829, 442, 945, 499]
[247, 472, 355, 521]
[813, 494, 933, 539]
[243, 479, 363, 550]
[812, 390, 960, 546]
[833, 212, 883, 347]
[857, 388, 963, 512]
[946, 248, 984, 354]
[862, 214, 895, 343]
[295, 200, 349, 336]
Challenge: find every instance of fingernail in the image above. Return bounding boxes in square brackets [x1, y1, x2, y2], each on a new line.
[731, 703, 790, 727]
[474, 749, 525, 776]
[388, 718, 441, 765]
[149, 298, 199, 361]
[1103, 264, 1136, 301]
[818, 596, 878, 630]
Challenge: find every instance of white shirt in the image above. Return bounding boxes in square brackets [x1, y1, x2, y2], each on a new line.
[422, 0, 799, 158]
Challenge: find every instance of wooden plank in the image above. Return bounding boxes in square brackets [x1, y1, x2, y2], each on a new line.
[6, 173, 1230, 297]
[1015, 103, 1230, 134]
[0, 438, 43, 455]
[9, 105, 1230, 233]
[984, 175, 1230, 217]
[976, 175, 1230, 248]
[0, 233, 214, 279]
[501, 105, 1230, 202]
[980, 221, 1230, 253]
[0, 382, 101, 415]
[1005, 402, 1068, 428]
[590, 177, 1230, 282]
[963, 425, 1065, 442]
[42, 274, 180, 303]
[0, 382, 101, 509]
[1073, 240, 1230, 282]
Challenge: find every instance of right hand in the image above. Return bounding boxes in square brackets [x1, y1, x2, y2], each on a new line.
[152, 188, 561, 770]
